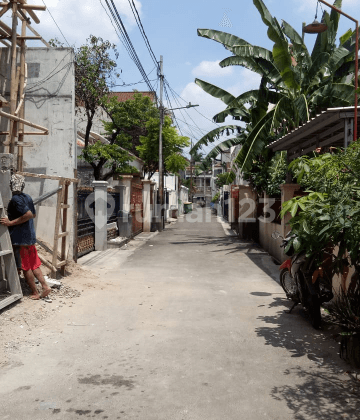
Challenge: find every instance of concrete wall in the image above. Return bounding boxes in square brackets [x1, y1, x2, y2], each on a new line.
[0, 48, 76, 257]
[259, 221, 284, 263]
[179, 186, 189, 215]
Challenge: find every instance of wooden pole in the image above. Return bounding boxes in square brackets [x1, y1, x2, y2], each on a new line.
[60, 183, 69, 276]
[0, 109, 49, 134]
[73, 169, 78, 263]
[17, 15, 26, 171]
[52, 181, 65, 278]
[8, 0, 18, 154]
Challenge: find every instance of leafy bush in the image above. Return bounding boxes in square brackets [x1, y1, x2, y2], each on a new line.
[280, 140, 360, 270]
[211, 192, 220, 203]
[243, 151, 287, 197]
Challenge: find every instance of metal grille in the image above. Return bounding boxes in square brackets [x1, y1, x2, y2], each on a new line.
[77, 189, 95, 257]
[131, 182, 143, 236]
[107, 191, 121, 224]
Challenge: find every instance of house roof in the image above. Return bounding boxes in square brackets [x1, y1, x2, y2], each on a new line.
[109, 91, 157, 103]
[268, 106, 360, 160]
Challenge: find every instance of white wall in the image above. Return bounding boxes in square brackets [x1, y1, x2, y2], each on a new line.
[0, 48, 76, 257]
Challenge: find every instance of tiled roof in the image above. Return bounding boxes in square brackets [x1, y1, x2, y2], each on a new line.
[109, 91, 156, 103]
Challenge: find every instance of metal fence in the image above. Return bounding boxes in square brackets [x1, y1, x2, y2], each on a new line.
[77, 188, 95, 258]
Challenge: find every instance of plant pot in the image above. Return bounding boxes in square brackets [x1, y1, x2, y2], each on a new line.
[340, 333, 360, 368]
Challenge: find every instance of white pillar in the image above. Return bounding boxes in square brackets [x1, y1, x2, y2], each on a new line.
[92, 180, 108, 251]
[142, 180, 152, 232]
[117, 175, 133, 213]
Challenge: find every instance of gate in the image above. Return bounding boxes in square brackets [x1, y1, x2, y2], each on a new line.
[223, 191, 229, 221]
[77, 188, 95, 257]
[131, 181, 143, 236]
[107, 188, 122, 224]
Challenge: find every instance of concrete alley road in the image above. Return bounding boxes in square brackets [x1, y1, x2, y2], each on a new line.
[1, 208, 358, 419]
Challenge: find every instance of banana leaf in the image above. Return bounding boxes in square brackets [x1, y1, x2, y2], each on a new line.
[190, 125, 241, 154]
[253, 0, 300, 91]
[294, 94, 310, 123]
[234, 109, 275, 172]
[329, 46, 353, 72]
[220, 56, 281, 86]
[281, 20, 311, 67]
[309, 83, 355, 108]
[303, 52, 330, 90]
[213, 107, 250, 124]
[195, 79, 235, 106]
[197, 29, 251, 49]
[202, 136, 246, 166]
[229, 45, 273, 62]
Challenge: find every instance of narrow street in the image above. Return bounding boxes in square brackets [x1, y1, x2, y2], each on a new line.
[0, 208, 358, 419]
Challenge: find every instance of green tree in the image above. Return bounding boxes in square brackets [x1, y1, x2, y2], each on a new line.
[74, 35, 120, 148]
[102, 92, 159, 155]
[79, 92, 159, 180]
[137, 116, 190, 179]
[192, 0, 358, 173]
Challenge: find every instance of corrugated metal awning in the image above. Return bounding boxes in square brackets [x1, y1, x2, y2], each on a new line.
[267, 106, 360, 160]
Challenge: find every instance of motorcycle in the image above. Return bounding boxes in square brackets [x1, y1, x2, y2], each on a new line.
[272, 231, 333, 329]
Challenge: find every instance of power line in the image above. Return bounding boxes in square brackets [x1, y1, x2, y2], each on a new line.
[165, 79, 222, 127]
[127, 0, 159, 70]
[103, 0, 156, 95]
[41, 0, 71, 48]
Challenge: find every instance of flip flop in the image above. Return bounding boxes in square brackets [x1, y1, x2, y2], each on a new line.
[42, 297, 52, 303]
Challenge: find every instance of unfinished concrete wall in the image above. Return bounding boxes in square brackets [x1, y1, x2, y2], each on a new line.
[0, 48, 76, 257]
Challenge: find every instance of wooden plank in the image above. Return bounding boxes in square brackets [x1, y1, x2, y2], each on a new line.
[0, 109, 48, 134]
[16, 1, 42, 24]
[0, 4, 10, 18]
[60, 183, 69, 276]
[0, 21, 21, 44]
[57, 232, 69, 239]
[8, 0, 18, 154]
[16, 14, 50, 47]
[0, 39, 10, 47]
[56, 260, 68, 268]
[18, 171, 79, 183]
[52, 181, 65, 278]
[16, 20, 25, 172]
[73, 169, 78, 263]
[0, 36, 42, 40]
[61, 204, 70, 209]
[17, 4, 47, 11]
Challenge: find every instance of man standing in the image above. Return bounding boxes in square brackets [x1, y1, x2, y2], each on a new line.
[0, 174, 51, 300]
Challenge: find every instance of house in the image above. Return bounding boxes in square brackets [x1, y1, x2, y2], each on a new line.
[76, 91, 156, 186]
[0, 47, 77, 257]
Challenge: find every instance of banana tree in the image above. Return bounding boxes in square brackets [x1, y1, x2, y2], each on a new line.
[194, 0, 358, 173]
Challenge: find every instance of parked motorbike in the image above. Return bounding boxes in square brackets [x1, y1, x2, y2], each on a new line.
[272, 231, 333, 329]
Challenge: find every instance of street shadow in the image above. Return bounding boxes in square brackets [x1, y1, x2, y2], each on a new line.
[255, 297, 360, 418]
[169, 233, 267, 256]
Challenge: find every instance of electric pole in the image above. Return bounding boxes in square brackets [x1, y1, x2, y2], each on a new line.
[190, 140, 193, 202]
[158, 56, 164, 231]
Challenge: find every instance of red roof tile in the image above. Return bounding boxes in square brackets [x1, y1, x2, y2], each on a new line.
[109, 91, 156, 103]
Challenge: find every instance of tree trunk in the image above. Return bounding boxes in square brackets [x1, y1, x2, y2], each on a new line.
[84, 114, 94, 148]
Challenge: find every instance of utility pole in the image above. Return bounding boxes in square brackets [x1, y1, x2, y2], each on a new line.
[158, 56, 164, 231]
[203, 169, 206, 205]
[190, 140, 193, 202]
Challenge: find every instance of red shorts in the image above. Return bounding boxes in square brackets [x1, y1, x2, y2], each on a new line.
[20, 245, 41, 271]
